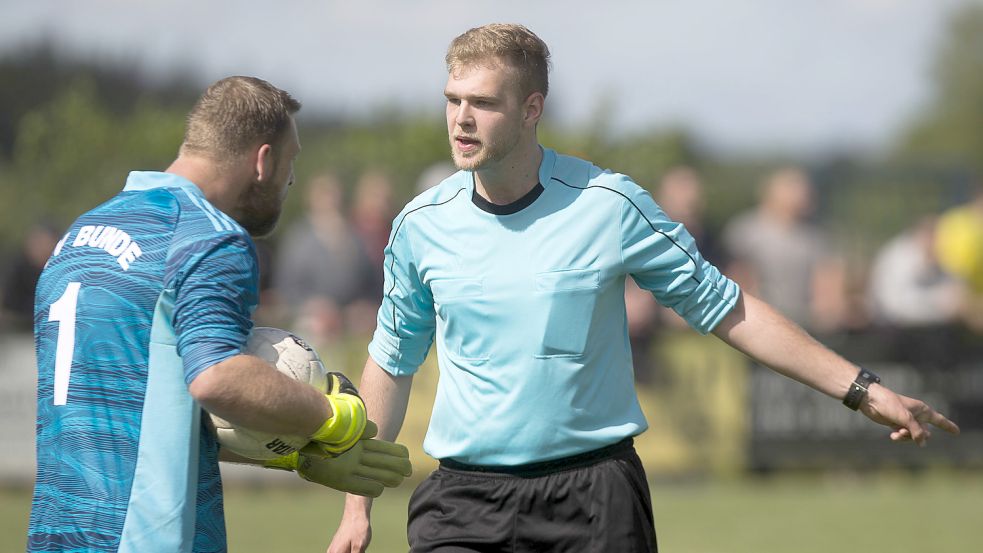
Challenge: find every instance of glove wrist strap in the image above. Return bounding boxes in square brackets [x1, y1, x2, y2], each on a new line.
[262, 451, 299, 471]
[312, 394, 367, 453]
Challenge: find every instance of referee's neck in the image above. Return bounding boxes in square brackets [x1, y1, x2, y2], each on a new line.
[473, 144, 543, 205]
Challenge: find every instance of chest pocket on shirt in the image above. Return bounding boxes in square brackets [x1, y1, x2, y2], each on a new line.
[534, 269, 600, 358]
[430, 277, 489, 361]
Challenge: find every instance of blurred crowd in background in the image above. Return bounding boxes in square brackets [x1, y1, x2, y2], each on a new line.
[3, 160, 981, 388]
[0, 3, 981, 484]
[2, 2, 983, 400]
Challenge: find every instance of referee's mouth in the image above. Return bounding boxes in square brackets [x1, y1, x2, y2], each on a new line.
[455, 136, 481, 152]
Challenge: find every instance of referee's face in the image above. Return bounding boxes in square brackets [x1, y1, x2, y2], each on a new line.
[445, 62, 525, 172]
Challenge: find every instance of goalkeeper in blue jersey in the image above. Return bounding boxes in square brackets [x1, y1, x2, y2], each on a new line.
[29, 76, 410, 553]
[327, 24, 960, 553]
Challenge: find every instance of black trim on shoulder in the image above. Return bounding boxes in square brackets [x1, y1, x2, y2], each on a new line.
[472, 183, 545, 215]
[551, 176, 701, 285]
[386, 187, 468, 339]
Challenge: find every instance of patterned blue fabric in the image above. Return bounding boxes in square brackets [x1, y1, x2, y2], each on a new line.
[29, 172, 258, 552]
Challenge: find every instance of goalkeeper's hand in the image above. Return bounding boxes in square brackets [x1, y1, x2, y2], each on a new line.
[264, 421, 413, 497]
[308, 372, 368, 456]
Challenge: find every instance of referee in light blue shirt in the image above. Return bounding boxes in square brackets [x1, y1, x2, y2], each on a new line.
[370, 145, 739, 468]
[328, 24, 961, 553]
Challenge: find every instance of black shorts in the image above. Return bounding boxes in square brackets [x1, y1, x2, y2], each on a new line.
[407, 438, 657, 553]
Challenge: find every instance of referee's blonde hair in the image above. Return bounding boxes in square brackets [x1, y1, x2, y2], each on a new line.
[446, 23, 551, 99]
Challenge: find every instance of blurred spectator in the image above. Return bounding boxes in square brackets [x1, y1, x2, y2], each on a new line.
[1, 221, 62, 332]
[416, 161, 457, 193]
[721, 167, 848, 333]
[624, 276, 660, 384]
[868, 216, 964, 367]
[625, 166, 720, 383]
[273, 172, 377, 343]
[653, 166, 723, 265]
[347, 168, 400, 335]
[935, 183, 983, 332]
[351, 168, 397, 275]
[250, 238, 283, 327]
[869, 216, 962, 327]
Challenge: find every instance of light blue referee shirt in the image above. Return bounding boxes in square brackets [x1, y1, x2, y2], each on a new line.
[369, 147, 740, 465]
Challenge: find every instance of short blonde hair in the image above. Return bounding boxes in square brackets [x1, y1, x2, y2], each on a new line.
[445, 23, 551, 98]
[181, 76, 301, 161]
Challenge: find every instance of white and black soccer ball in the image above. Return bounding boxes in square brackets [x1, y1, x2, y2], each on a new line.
[209, 327, 328, 460]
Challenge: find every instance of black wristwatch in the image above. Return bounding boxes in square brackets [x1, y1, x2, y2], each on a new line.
[842, 368, 881, 411]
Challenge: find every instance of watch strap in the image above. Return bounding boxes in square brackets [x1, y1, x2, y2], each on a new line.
[843, 368, 881, 411]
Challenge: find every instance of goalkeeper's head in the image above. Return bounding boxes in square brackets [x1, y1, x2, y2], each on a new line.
[173, 76, 302, 238]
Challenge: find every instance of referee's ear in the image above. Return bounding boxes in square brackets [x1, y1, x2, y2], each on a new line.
[522, 91, 545, 128]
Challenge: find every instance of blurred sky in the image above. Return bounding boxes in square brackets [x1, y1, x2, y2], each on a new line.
[0, 0, 975, 156]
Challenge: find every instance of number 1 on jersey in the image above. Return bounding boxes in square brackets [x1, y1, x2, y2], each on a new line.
[49, 282, 81, 405]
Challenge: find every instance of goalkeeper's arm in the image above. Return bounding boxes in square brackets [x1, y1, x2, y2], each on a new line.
[211, 369, 370, 462]
[203, 365, 370, 460]
[191, 354, 339, 437]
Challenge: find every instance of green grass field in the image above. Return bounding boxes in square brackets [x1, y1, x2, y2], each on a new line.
[4, 470, 981, 552]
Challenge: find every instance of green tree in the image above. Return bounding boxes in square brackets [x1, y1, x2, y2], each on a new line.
[897, 3, 983, 172]
[0, 78, 185, 247]
[0, 41, 197, 158]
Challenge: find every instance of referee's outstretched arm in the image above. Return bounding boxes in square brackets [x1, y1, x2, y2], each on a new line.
[712, 291, 961, 445]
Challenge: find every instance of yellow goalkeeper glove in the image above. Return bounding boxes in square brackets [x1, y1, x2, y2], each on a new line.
[308, 372, 368, 456]
[263, 421, 413, 497]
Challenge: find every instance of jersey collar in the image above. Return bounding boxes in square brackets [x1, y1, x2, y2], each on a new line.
[468, 147, 556, 215]
[538, 146, 558, 189]
[123, 171, 205, 196]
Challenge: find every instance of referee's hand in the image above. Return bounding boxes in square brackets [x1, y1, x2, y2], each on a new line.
[327, 495, 373, 553]
[860, 384, 960, 446]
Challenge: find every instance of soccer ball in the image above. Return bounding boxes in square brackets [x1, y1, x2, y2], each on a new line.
[209, 327, 328, 460]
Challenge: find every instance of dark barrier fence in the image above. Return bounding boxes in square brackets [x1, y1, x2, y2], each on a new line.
[748, 325, 983, 470]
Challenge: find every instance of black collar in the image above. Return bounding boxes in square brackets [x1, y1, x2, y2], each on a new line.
[472, 182, 545, 215]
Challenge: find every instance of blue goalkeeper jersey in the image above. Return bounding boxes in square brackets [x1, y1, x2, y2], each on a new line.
[29, 171, 258, 553]
[369, 147, 740, 465]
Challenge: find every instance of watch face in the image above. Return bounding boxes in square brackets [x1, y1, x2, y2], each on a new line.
[860, 370, 880, 384]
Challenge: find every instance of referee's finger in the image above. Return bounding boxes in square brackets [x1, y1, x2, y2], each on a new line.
[890, 427, 911, 441]
[900, 411, 928, 445]
[922, 409, 960, 435]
